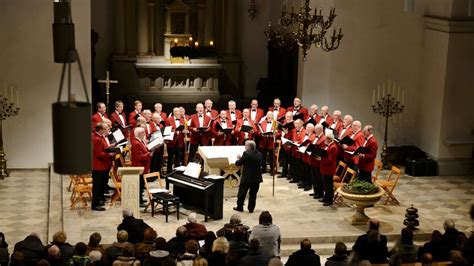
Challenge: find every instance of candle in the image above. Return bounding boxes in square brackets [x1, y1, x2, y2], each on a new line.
[372, 90, 375, 105]
[377, 85, 380, 100]
[402, 91, 405, 104]
[194, 41, 199, 47]
[189, 37, 193, 42]
[11, 86, 13, 100]
[382, 83, 385, 97]
[3, 81, 6, 97]
[398, 86, 400, 100]
[209, 40, 214, 46]
[16, 90, 19, 106]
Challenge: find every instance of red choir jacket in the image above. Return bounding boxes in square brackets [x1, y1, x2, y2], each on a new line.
[249, 108, 265, 123]
[358, 135, 379, 172]
[234, 118, 257, 145]
[343, 130, 365, 164]
[92, 132, 112, 171]
[306, 114, 321, 125]
[320, 114, 334, 126]
[301, 132, 316, 164]
[205, 109, 219, 120]
[287, 106, 309, 121]
[165, 116, 185, 148]
[91, 112, 108, 131]
[145, 122, 158, 137]
[226, 110, 242, 125]
[338, 126, 353, 140]
[189, 113, 212, 145]
[329, 119, 343, 136]
[110, 111, 128, 138]
[308, 133, 326, 167]
[257, 120, 281, 149]
[320, 141, 339, 175]
[267, 107, 287, 121]
[212, 118, 234, 146]
[131, 138, 151, 174]
[128, 110, 141, 127]
[290, 128, 307, 159]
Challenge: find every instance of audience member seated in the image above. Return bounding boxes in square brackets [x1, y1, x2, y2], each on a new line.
[207, 237, 229, 266]
[352, 219, 388, 264]
[87, 232, 105, 255]
[135, 227, 158, 263]
[103, 230, 134, 266]
[286, 238, 321, 266]
[146, 250, 172, 265]
[216, 214, 250, 241]
[249, 211, 281, 257]
[13, 233, 44, 265]
[193, 256, 209, 266]
[442, 219, 461, 254]
[0, 232, 9, 266]
[390, 228, 418, 264]
[112, 245, 139, 266]
[117, 209, 151, 244]
[154, 237, 167, 251]
[225, 250, 240, 266]
[325, 242, 349, 266]
[462, 204, 474, 265]
[268, 257, 284, 266]
[44, 231, 74, 264]
[420, 252, 433, 265]
[47, 245, 63, 266]
[198, 232, 217, 260]
[89, 250, 102, 266]
[418, 230, 448, 261]
[36, 259, 50, 266]
[239, 238, 270, 266]
[183, 213, 208, 241]
[166, 226, 188, 259]
[66, 242, 91, 266]
[10, 251, 25, 266]
[177, 239, 199, 266]
[450, 250, 468, 266]
[228, 227, 249, 259]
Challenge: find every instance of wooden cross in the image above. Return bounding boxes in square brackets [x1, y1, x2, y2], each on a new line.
[98, 71, 118, 113]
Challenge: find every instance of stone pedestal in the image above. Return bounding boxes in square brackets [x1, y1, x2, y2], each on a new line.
[118, 167, 144, 218]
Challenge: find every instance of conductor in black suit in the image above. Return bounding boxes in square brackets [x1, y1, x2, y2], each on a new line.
[234, 140, 263, 213]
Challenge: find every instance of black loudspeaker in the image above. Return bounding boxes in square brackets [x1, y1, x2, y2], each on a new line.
[52, 102, 91, 174]
[53, 1, 76, 63]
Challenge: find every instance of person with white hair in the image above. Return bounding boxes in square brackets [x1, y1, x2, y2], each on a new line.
[165, 107, 185, 172]
[338, 115, 353, 139]
[342, 120, 365, 172]
[226, 100, 242, 125]
[235, 108, 257, 145]
[320, 105, 333, 126]
[299, 123, 316, 191]
[268, 98, 286, 121]
[131, 127, 152, 207]
[279, 111, 295, 179]
[188, 103, 212, 161]
[258, 111, 279, 174]
[142, 109, 157, 137]
[307, 104, 320, 124]
[128, 100, 143, 127]
[249, 99, 264, 122]
[153, 102, 167, 122]
[212, 110, 234, 146]
[234, 140, 264, 213]
[319, 130, 339, 206]
[288, 119, 306, 186]
[308, 124, 326, 199]
[204, 99, 219, 119]
[183, 213, 208, 240]
[358, 125, 378, 183]
[330, 110, 343, 134]
[117, 210, 151, 245]
[287, 97, 309, 121]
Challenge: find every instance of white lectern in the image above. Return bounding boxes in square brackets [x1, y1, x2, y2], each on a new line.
[117, 167, 144, 218]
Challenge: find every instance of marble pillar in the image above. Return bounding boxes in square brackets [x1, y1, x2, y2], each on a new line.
[137, 0, 149, 55]
[204, 0, 215, 45]
[118, 167, 144, 219]
[148, 1, 155, 55]
[113, 0, 126, 55]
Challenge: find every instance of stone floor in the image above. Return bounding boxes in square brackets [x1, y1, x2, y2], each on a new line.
[1, 168, 473, 257]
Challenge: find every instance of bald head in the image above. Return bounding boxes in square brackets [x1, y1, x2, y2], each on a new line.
[363, 125, 373, 137]
[352, 121, 362, 132]
[309, 104, 318, 115]
[196, 103, 204, 114]
[333, 110, 341, 121]
[294, 119, 304, 130]
[321, 106, 329, 116]
[305, 123, 315, 133]
[315, 124, 323, 135]
[343, 115, 353, 126]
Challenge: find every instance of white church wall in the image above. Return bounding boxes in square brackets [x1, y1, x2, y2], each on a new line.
[0, 0, 91, 168]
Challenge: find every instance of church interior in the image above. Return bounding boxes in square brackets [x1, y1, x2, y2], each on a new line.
[0, 0, 473, 265]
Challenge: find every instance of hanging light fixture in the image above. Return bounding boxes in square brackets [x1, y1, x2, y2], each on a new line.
[264, 0, 343, 61]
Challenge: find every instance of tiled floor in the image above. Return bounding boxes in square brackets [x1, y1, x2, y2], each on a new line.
[1, 169, 473, 255]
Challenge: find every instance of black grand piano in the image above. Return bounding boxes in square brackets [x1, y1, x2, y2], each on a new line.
[166, 171, 224, 221]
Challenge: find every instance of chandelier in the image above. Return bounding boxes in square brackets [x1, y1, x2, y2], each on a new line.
[264, 0, 343, 61]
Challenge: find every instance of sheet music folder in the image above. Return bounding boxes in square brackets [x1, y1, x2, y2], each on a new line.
[336, 136, 355, 146]
[344, 146, 370, 155]
[240, 125, 253, 133]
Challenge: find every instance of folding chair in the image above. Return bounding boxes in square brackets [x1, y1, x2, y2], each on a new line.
[70, 174, 93, 209]
[333, 167, 357, 205]
[69, 174, 92, 200]
[371, 159, 383, 183]
[109, 157, 122, 205]
[375, 166, 402, 205]
[333, 161, 347, 182]
[143, 172, 167, 212]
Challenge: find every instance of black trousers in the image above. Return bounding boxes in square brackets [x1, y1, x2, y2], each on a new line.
[303, 164, 312, 187]
[359, 171, 372, 183]
[280, 150, 290, 176]
[150, 147, 164, 174]
[288, 153, 297, 180]
[139, 174, 145, 204]
[322, 174, 334, 203]
[189, 143, 199, 163]
[295, 158, 305, 183]
[92, 170, 108, 207]
[167, 147, 182, 172]
[261, 148, 274, 173]
[311, 167, 323, 196]
[236, 182, 260, 211]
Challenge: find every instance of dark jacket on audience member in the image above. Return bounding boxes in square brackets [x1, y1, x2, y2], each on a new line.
[229, 240, 249, 259]
[103, 242, 134, 266]
[207, 251, 227, 266]
[117, 216, 151, 244]
[239, 249, 270, 266]
[441, 228, 460, 254]
[183, 223, 208, 241]
[165, 236, 188, 258]
[0, 247, 8, 266]
[325, 254, 349, 266]
[13, 235, 45, 264]
[45, 242, 75, 263]
[285, 249, 321, 266]
[352, 233, 388, 264]
[418, 238, 449, 261]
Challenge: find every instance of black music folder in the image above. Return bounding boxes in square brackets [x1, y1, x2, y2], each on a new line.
[305, 143, 316, 153]
[240, 125, 254, 133]
[105, 147, 122, 154]
[345, 146, 370, 155]
[305, 118, 317, 126]
[216, 123, 233, 134]
[175, 124, 185, 131]
[336, 136, 355, 146]
[197, 127, 209, 132]
[321, 121, 329, 128]
[311, 147, 328, 157]
[277, 116, 286, 123]
[278, 122, 295, 131]
[293, 112, 304, 121]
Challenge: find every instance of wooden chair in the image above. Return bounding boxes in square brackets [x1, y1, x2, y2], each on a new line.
[143, 172, 167, 212]
[69, 174, 92, 200]
[274, 140, 282, 173]
[333, 161, 347, 182]
[109, 157, 123, 205]
[333, 167, 357, 205]
[70, 174, 93, 209]
[375, 166, 402, 205]
[371, 159, 383, 183]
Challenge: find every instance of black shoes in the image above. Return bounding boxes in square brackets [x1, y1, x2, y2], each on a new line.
[92, 206, 106, 211]
[318, 198, 325, 202]
[289, 179, 298, 183]
[248, 209, 254, 213]
[233, 207, 244, 212]
[323, 202, 333, 206]
[304, 186, 312, 191]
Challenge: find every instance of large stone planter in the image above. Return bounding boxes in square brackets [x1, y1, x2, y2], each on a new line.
[337, 187, 385, 225]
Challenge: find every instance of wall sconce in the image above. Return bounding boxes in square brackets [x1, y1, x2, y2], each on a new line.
[248, 0, 257, 19]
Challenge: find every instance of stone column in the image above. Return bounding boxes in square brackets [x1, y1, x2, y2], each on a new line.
[204, 0, 215, 45]
[224, 0, 237, 55]
[137, 0, 149, 55]
[148, 1, 155, 55]
[154, 0, 165, 56]
[118, 167, 144, 218]
[197, 0, 206, 45]
[113, 0, 126, 55]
